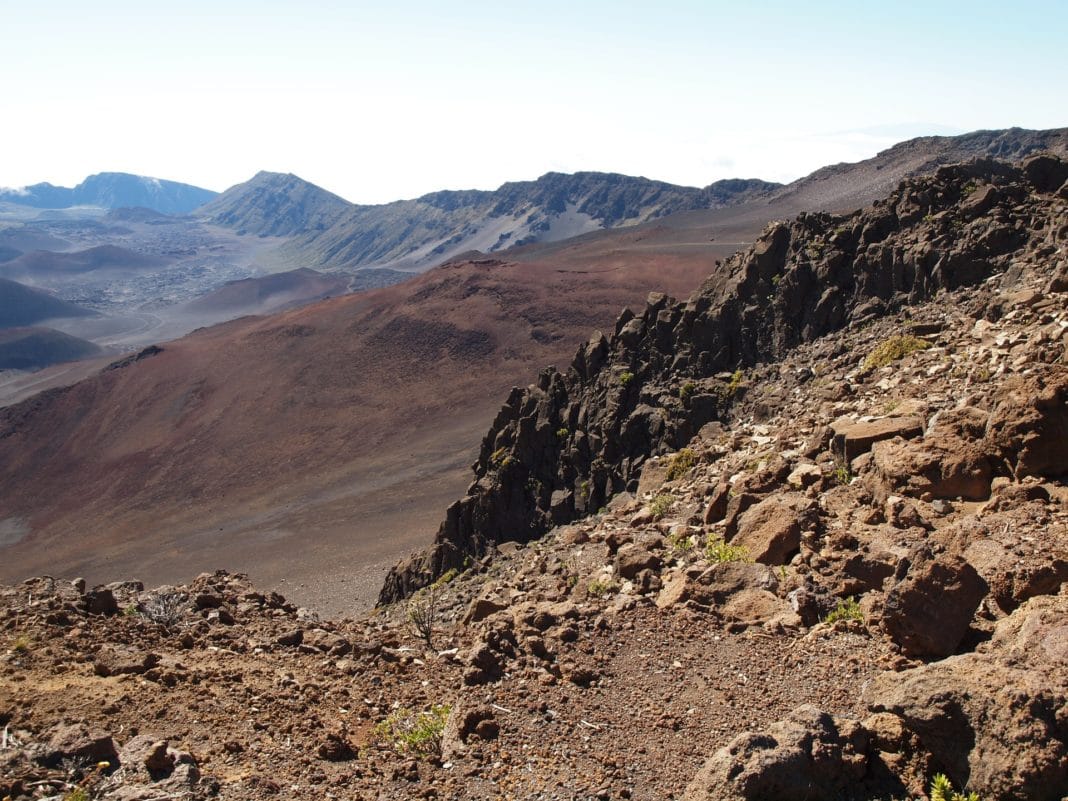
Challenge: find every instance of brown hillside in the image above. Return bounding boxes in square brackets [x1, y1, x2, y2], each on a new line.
[0, 248, 735, 613]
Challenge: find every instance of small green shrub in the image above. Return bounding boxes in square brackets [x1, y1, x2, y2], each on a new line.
[63, 790, 90, 801]
[408, 582, 441, 647]
[727, 369, 744, 395]
[666, 448, 697, 481]
[833, 459, 852, 486]
[679, 381, 697, 403]
[374, 705, 450, 758]
[556, 427, 569, 440]
[434, 568, 459, 587]
[490, 447, 512, 469]
[667, 529, 695, 555]
[824, 596, 864, 624]
[863, 335, 931, 371]
[705, 537, 751, 563]
[11, 635, 30, 653]
[579, 480, 591, 501]
[587, 577, 620, 597]
[649, 493, 673, 520]
[930, 772, 981, 801]
[619, 370, 635, 386]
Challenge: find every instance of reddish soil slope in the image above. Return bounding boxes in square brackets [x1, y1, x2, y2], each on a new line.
[0, 248, 735, 614]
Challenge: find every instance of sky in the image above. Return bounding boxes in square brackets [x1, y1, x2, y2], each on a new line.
[2, 0, 1066, 204]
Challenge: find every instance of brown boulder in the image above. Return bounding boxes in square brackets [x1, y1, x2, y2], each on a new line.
[721, 589, 789, 626]
[870, 407, 994, 501]
[683, 705, 873, 801]
[462, 595, 508, 625]
[703, 481, 731, 524]
[882, 548, 987, 658]
[93, 645, 160, 677]
[41, 725, 118, 768]
[831, 415, 924, 462]
[984, 367, 1068, 479]
[731, 493, 815, 565]
[1022, 153, 1068, 193]
[615, 543, 661, 580]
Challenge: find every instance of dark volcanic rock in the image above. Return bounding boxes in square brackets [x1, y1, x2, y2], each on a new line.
[882, 548, 987, 658]
[380, 156, 1068, 604]
[682, 705, 872, 801]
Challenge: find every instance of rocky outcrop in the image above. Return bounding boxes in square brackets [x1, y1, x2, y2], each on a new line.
[381, 155, 1068, 603]
[683, 705, 895, 801]
[866, 594, 1068, 801]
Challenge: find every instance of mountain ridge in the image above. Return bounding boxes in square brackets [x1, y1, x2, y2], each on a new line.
[0, 172, 217, 215]
[202, 170, 780, 272]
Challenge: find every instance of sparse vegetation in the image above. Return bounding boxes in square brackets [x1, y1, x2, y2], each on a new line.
[727, 369, 744, 396]
[705, 537, 751, 563]
[665, 448, 697, 481]
[678, 381, 697, 403]
[863, 335, 931, 371]
[139, 590, 188, 629]
[435, 568, 459, 586]
[11, 634, 31, 653]
[619, 370, 635, 386]
[490, 446, 513, 470]
[556, 427, 569, 440]
[833, 457, 853, 486]
[407, 582, 441, 648]
[374, 705, 450, 758]
[930, 772, 981, 801]
[587, 577, 620, 597]
[649, 493, 673, 520]
[824, 596, 864, 624]
[667, 528, 695, 555]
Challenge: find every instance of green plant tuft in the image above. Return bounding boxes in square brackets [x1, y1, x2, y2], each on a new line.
[666, 448, 697, 481]
[556, 427, 569, 440]
[649, 493, 673, 520]
[434, 568, 459, 587]
[833, 459, 852, 486]
[863, 335, 931, 371]
[374, 705, 450, 758]
[667, 528, 695, 555]
[705, 537, 751, 564]
[11, 635, 31, 653]
[930, 772, 981, 801]
[619, 370, 635, 386]
[678, 381, 697, 403]
[727, 369, 744, 395]
[587, 577, 620, 597]
[824, 596, 864, 624]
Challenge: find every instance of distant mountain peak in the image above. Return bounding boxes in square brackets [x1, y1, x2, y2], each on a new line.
[197, 172, 352, 238]
[0, 172, 217, 215]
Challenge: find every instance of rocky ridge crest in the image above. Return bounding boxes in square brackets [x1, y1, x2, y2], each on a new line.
[381, 154, 1068, 603]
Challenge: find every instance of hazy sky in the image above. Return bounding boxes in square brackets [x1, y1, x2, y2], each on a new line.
[3, 0, 1066, 204]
